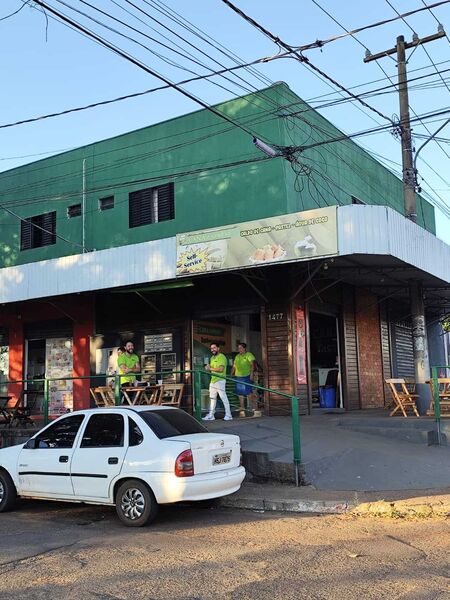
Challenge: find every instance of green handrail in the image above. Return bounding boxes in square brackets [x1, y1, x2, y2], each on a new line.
[2, 369, 303, 483]
[430, 365, 449, 446]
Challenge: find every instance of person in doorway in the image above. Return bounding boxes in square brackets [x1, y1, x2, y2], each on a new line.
[117, 341, 140, 386]
[231, 342, 257, 416]
[203, 343, 233, 421]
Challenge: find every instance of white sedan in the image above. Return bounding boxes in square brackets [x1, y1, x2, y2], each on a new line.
[0, 406, 245, 526]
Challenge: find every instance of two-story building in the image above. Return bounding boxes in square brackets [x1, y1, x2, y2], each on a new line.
[0, 83, 449, 417]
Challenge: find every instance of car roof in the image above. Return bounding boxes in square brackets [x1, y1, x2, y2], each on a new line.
[65, 406, 178, 417]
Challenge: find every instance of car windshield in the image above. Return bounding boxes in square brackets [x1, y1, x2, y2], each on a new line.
[139, 409, 208, 439]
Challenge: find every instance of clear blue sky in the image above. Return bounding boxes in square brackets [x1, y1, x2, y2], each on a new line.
[2, 0, 450, 240]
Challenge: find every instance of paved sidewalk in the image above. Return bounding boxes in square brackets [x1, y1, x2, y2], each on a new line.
[208, 412, 450, 491]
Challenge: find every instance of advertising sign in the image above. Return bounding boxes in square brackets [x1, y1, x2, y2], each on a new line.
[176, 206, 337, 276]
[46, 338, 73, 415]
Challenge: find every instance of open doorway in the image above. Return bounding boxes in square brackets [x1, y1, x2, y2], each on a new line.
[309, 312, 342, 410]
[24, 339, 46, 414]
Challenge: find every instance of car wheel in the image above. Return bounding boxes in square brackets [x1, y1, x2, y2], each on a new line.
[0, 470, 17, 513]
[115, 479, 158, 527]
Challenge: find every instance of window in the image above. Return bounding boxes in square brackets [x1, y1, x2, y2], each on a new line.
[80, 414, 124, 448]
[99, 195, 114, 211]
[20, 211, 56, 251]
[67, 204, 81, 218]
[128, 417, 143, 446]
[33, 415, 85, 449]
[140, 409, 207, 439]
[351, 196, 366, 205]
[129, 183, 174, 228]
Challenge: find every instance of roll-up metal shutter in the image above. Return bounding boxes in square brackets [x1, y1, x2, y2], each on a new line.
[24, 319, 72, 340]
[391, 322, 415, 378]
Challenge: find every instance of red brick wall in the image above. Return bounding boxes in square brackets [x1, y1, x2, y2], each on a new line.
[355, 290, 384, 408]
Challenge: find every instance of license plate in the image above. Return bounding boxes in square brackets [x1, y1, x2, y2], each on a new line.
[212, 451, 231, 465]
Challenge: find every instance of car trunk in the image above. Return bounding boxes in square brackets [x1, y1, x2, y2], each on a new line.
[164, 433, 241, 474]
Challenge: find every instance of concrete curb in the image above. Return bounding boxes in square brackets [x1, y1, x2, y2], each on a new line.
[220, 495, 353, 514]
[351, 497, 450, 519]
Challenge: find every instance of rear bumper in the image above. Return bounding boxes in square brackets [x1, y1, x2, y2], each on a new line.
[147, 466, 246, 504]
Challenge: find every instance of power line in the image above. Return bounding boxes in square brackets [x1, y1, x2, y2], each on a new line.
[221, 0, 394, 124]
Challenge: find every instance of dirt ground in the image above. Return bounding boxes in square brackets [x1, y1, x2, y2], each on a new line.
[0, 500, 448, 599]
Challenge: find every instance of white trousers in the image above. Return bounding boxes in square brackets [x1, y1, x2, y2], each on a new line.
[209, 380, 232, 417]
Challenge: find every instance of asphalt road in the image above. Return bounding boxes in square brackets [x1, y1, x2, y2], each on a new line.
[0, 500, 448, 600]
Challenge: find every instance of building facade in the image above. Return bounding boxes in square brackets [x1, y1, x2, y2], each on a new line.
[0, 83, 448, 417]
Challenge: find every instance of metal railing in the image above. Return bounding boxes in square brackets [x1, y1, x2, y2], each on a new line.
[430, 365, 449, 446]
[1, 370, 303, 484]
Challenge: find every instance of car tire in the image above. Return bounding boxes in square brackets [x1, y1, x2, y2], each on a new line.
[0, 470, 17, 513]
[115, 479, 158, 527]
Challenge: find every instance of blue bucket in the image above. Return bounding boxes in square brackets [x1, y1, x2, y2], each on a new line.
[319, 386, 336, 408]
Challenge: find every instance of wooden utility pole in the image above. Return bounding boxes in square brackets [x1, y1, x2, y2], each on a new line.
[364, 30, 445, 402]
[364, 30, 445, 223]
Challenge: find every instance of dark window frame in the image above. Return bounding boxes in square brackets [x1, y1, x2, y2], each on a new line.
[129, 182, 174, 228]
[67, 204, 82, 218]
[20, 211, 56, 251]
[99, 196, 114, 211]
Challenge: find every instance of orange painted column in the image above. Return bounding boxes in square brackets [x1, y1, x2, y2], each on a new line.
[72, 320, 92, 411]
[7, 317, 24, 405]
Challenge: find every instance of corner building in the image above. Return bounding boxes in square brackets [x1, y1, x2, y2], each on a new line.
[0, 84, 449, 417]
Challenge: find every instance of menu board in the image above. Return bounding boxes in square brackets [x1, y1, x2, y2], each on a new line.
[161, 353, 176, 382]
[141, 354, 157, 383]
[46, 338, 73, 415]
[144, 333, 173, 353]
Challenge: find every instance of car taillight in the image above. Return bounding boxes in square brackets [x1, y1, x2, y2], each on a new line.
[175, 449, 194, 477]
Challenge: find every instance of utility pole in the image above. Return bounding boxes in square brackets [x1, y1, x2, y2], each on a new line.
[364, 29, 445, 223]
[364, 29, 445, 408]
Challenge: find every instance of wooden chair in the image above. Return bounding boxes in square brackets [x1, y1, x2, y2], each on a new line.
[90, 386, 116, 408]
[427, 378, 450, 416]
[385, 379, 420, 417]
[145, 386, 164, 405]
[160, 383, 184, 407]
[9, 390, 39, 427]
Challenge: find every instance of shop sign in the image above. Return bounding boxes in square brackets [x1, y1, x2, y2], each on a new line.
[295, 308, 307, 385]
[176, 206, 337, 276]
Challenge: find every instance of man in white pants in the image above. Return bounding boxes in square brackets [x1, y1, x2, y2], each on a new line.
[203, 343, 233, 421]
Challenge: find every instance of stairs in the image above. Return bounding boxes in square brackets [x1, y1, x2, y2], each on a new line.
[337, 417, 449, 445]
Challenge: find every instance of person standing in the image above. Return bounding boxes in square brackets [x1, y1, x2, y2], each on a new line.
[231, 342, 257, 416]
[203, 343, 233, 421]
[117, 341, 140, 386]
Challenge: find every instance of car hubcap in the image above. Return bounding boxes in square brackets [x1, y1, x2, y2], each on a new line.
[121, 488, 145, 520]
[0, 480, 4, 502]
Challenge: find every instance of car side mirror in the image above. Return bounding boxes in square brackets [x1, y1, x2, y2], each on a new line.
[24, 438, 38, 449]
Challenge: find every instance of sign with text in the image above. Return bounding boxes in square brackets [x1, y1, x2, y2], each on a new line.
[176, 206, 337, 276]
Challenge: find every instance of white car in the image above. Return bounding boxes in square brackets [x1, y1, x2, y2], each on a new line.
[0, 406, 245, 527]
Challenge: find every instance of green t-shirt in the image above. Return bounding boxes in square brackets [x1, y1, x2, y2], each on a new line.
[233, 351, 256, 377]
[210, 353, 228, 384]
[117, 352, 139, 384]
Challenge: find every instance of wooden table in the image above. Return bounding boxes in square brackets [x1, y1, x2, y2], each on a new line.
[121, 386, 152, 405]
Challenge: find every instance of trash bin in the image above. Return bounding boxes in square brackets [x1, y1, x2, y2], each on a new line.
[319, 386, 336, 408]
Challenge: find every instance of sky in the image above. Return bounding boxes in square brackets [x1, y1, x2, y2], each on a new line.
[1, 0, 450, 242]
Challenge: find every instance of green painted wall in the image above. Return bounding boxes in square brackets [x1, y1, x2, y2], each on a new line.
[0, 83, 435, 269]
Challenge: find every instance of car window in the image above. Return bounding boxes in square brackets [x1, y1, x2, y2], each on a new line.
[80, 414, 124, 448]
[140, 409, 207, 439]
[34, 415, 85, 449]
[128, 417, 143, 446]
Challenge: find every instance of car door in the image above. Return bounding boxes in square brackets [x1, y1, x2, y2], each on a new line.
[70, 412, 127, 499]
[18, 414, 85, 497]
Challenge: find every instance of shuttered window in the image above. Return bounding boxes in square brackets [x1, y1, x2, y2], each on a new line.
[99, 196, 114, 211]
[67, 204, 81, 218]
[20, 211, 56, 251]
[129, 183, 174, 228]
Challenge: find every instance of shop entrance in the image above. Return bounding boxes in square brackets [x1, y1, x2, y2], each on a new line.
[309, 312, 342, 410]
[192, 311, 263, 417]
[24, 339, 46, 414]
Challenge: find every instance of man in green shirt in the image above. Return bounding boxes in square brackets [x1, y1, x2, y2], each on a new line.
[117, 341, 140, 386]
[231, 342, 257, 416]
[203, 343, 233, 421]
